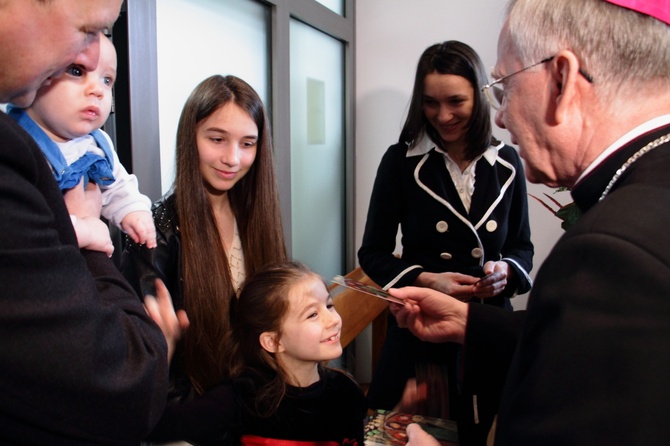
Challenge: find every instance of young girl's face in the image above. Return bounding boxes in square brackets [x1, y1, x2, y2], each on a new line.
[276, 275, 342, 374]
[196, 102, 258, 196]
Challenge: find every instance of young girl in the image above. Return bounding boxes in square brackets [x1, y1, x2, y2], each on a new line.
[146, 261, 367, 445]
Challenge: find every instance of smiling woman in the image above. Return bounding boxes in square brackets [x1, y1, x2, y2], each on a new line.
[358, 40, 534, 446]
[421, 72, 475, 164]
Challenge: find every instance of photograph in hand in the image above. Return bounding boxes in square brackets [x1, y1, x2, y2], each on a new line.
[364, 409, 459, 445]
[331, 275, 404, 305]
[475, 273, 493, 285]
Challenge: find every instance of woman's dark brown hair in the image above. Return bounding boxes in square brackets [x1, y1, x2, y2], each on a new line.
[399, 40, 499, 160]
[175, 75, 287, 393]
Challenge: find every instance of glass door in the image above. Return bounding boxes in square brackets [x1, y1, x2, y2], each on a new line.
[290, 19, 345, 280]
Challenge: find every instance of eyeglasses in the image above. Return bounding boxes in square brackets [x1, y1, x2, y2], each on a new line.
[481, 55, 594, 110]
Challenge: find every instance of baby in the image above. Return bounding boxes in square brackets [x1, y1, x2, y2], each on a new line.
[8, 33, 155, 255]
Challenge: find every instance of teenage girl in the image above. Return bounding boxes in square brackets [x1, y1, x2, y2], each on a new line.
[122, 75, 287, 404]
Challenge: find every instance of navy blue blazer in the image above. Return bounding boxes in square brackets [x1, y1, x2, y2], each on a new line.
[359, 138, 533, 298]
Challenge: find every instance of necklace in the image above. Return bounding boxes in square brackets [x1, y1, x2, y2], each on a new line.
[598, 132, 670, 201]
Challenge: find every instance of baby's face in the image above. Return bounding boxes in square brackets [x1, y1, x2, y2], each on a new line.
[26, 33, 117, 142]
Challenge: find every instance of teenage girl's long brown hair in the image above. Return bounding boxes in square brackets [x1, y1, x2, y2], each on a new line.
[175, 75, 287, 393]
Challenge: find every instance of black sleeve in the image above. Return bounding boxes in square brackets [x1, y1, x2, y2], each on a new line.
[462, 304, 525, 397]
[349, 379, 368, 446]
[330, 369, 367, 446]
[359, 144, 424, 288]
[121, 200, 183, 309]
[0, 114, 168, 444]
[146, 383, 238, 446]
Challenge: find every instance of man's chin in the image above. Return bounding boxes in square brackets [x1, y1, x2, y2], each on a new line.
[524, 168, 549, 185]
[6, 90, 38, 109]
[527, 172, 562, 188]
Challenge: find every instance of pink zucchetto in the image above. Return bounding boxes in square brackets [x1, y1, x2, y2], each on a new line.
[604, 0, 670, 25]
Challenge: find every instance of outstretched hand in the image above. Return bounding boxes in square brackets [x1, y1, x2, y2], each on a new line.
[144, 279, 189, 362]
[388, 286, 469, 344]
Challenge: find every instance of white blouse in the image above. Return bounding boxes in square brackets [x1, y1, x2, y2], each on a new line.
[228, 219, 246, 296]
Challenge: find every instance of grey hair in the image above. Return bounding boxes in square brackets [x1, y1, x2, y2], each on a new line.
[505, 0, 670, 101]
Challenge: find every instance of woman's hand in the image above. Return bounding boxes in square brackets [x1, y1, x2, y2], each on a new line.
[414, 271, 479, 301]
[472, 260, 513, 298]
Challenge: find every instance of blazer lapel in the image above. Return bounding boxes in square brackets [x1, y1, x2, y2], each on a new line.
[414, 151, 469, 217]
[470, 160, 504, 224]
[470, 150, 516, 230]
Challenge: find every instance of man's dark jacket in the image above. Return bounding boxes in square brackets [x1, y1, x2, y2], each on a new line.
[466, 124, 670, 445]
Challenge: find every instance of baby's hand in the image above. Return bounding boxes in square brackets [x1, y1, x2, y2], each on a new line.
[121, 210, 157, 248]
[72, 216, 114, 257]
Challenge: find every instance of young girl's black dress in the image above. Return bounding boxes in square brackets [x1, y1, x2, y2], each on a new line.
[146, 367, 366, 446]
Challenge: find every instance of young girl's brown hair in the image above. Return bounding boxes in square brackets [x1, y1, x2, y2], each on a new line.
[227, 261, 321, 417]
